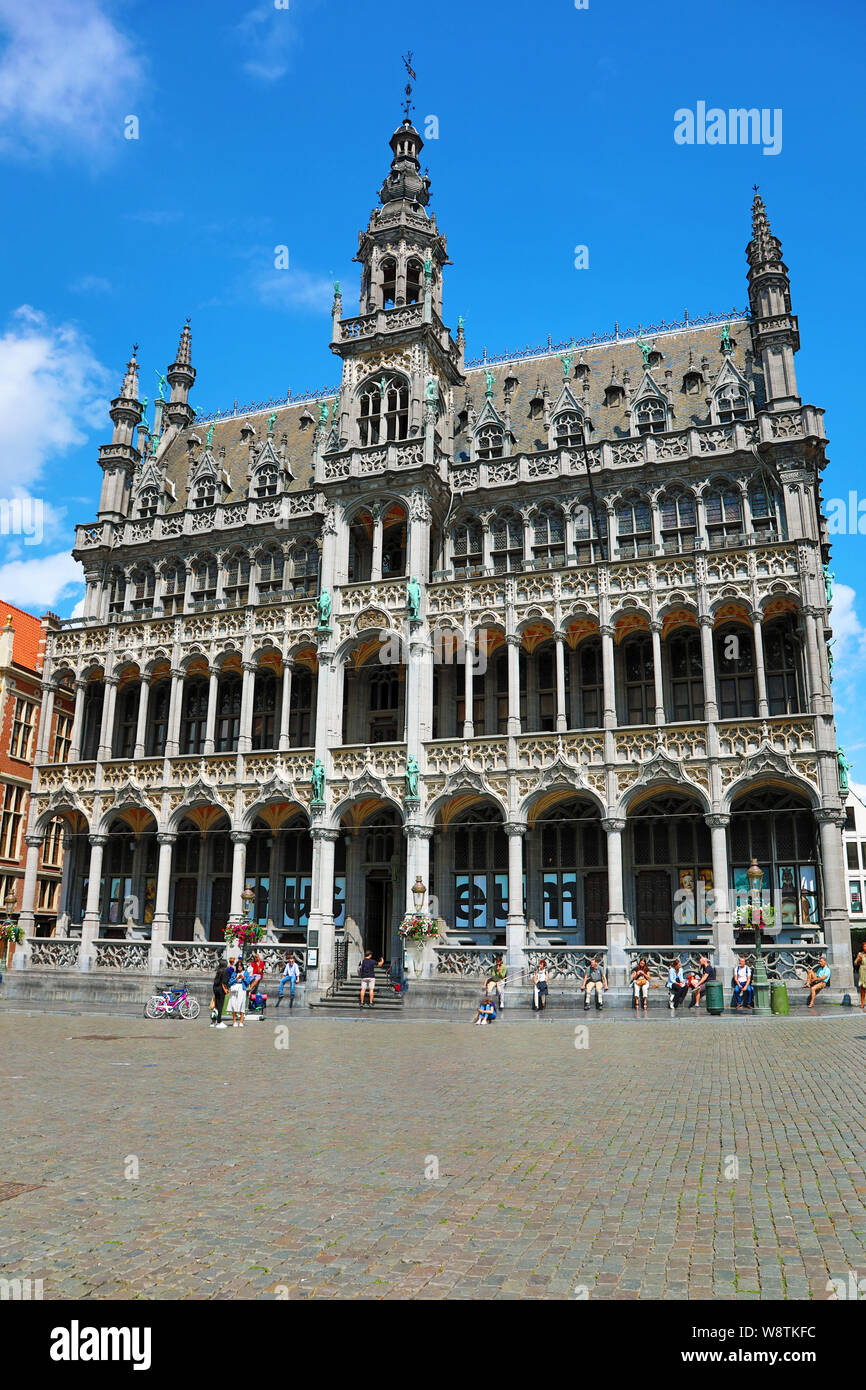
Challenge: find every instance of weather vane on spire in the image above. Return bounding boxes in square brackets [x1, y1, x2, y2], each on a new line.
[402, 51, 416, 122]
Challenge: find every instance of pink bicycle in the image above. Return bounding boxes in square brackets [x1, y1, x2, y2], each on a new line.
[144, 983, 200, 1020]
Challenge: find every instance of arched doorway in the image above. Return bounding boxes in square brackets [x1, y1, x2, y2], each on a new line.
[531, 797, 607, 946]
[627, 792, 712, 945]
[729, 787, 820, 943]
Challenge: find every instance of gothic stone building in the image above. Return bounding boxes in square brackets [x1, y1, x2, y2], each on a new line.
[18, 115, 852, 990]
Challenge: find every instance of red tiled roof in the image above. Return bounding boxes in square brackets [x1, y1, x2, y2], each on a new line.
[0, 599, 42, 672]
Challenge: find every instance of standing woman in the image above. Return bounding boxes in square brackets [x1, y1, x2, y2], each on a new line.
[855, 942, 866, 1011]
[631, 957, 650, 1014]
[533, 958, 549, 1012]
[228, 960, 248, 1028]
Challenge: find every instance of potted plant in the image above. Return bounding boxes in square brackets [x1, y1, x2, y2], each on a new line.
[0, 919, 25, 969]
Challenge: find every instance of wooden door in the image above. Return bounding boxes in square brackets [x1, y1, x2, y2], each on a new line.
[584, 871, 608, 947]
[172, 878, 197, 939]
[209, 878, 231, 941]
[635, 870, 672, 944]
[364, 876, 391, 960]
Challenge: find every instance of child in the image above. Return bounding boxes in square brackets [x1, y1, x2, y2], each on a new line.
[473, 994, 497, 1025]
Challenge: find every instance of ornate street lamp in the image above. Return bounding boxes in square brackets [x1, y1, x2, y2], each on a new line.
[412, 876, 427, 913]
[747, 857, 772, 1016]
[241, 885, 256, 923]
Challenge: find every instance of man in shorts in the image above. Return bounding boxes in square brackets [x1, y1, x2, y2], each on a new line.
[582, 957, 608, 1012]
[359, 949, 384, 1008]
[806, 955, 831, 1009]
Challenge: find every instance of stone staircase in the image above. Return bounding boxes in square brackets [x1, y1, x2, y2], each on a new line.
[310, 967, 404, 1012]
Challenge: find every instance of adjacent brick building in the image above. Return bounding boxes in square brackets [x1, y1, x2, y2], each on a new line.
[0, 603, 72, 933]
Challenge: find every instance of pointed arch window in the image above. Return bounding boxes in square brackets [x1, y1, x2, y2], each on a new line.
[453, 806, 509, 942]
[106, 567, 125, 616]
[574, 502, 607, 564]
[253, 463, 278, 498]
[257, 547, 284, 597]
[578, 639, 603, 728]
[634, 396, 667, 436]
[623, 634, 655, 725]
[748, 480, 779, 541]
[290, 542, 318, 597]
[452, 516, 482, 576]
[764, 618, 803, 715]
[191, 554, 218, 605]
[137, 487, 158, 519]
[704, 485, 744, 548]
[476, 425, 504, 461]
[533, 507, 566, 567]
[405, 258, 423, 304]
[113, 682, 140, 759]
[553, 411, 584, 448]
[616, 497, 653, 559]
[251, 670, 278, 751]
[668, 628, 705, 721]
[490, 511, 524, 574]
[193, 476, 217, 509]
[223, 552, 250, 606]
[146, 679, 170, 756]
[715, 624, 756, 718]
[215, 673, 242, 753]
[180, 677, 209, 755]
[659, 491, 697, 554]
[715, 384, 750, 423]
[129, 564, 155, 612]
[161, 560, 186, 616]
[380, 257, 397, 309]
[358, 375, 409, 446]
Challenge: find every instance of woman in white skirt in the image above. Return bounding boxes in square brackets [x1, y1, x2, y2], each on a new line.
[228, 963, 248, 1027]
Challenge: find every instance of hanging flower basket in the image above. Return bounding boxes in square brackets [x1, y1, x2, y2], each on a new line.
[223, 919, 265, 950]
[0, 921, 24, 945]
[398, 913, 439, 943]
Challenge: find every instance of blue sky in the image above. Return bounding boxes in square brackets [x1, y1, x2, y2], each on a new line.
[0, 0, 864, 769]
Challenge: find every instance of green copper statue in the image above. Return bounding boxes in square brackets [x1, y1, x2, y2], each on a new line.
[311, 759, 326, 804]
[317, 400, 330, 425]
[457, 315, 465, 333]
[484, 368, 495, 398]
[333, 279, 341, 296]
[405, 755, 420, 801]
[838, 747, 851, 793]
[560, 350, 574, 380]
[823, 564, 834, 610]
[424, 255, 432, 283]
[637, 335, 651, 368]
[267, 411, 277, 437]
[425, 376, 437, 403]
[721, 323, 732, 354]
[206, 422, 215, 448]
[407, 576, 421, 620]
[316, 589, 332, 630]
[155, 370, 168, 400]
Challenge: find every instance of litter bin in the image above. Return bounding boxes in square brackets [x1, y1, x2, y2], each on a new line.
[771, 981, 789, 1015]
[705, 980, 724, 1015]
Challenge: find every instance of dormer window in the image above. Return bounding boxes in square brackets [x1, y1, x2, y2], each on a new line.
[716, 385, 750, 423]
[575, 362, 591, 383]
[193, 478, 216, 509]
[682, 370, 703, 396]
[604, 384, 625, 408]
[634, 397, 667, 436]
[476, 425, 504, 461]
[647, 350, 664, 370]
[137, 487, 158, 519]
[553, 411, 584, 448]
[358, 375, 409, 446]
[253, 463, 278, 498]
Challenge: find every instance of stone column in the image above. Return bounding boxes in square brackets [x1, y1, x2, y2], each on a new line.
[165, 668, 184, 758]
[34, 683, 56, 764]
[601, 624, 617, 728]
[404, 825, 433, 915]
[203, 669, 219, 756]
[602, 816, 628, 984]
[133, 678, 150, 761]
[309, 827, 339, 985]
[97, 676, 118, 762]
[802, 608, 826, 714]
[238, 662, 256, 754]
[371, 504, 383, 582]
[555, 632, 567, 733]
[506, 634, 521, 736]
[650, 621, 665, 725]
[462, 625, 475, 739]
[150, 832, 176, 971]
[279, 659, 293, 752]
[68, 679, 86, 762]
[505, 823, 527, 974]
[16, 832, 44, 937]
[229, 831, 250, 918]
[751, 611, 769, 718]
[698, 615, 718, 722]
[815, 809, 855, 990]
[80, 833, 108, 967]
[706, 814, 734, 974]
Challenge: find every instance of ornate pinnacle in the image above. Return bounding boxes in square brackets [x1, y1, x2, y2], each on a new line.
[175, 319, 192, 368]
[120, 347, 140, 400]
[748, 186, 782, 268]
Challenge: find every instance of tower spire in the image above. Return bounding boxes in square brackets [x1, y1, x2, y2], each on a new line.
[746, 188, 800, 410]
[165, 317, 196, 429]
[402, 51, 416, 122]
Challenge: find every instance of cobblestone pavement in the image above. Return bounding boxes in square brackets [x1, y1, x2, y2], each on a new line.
[2, 1009, 866, 1300]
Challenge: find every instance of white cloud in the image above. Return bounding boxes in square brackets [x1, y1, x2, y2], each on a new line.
[0, 550, 83, 611]
[235, 4, 299, 83]
[69, 273, 113, 295]
[255, 265, 335, 314]
[0, 0, 144, 159]
[830, 583, 866, 665]
[0, 305, 112, 497]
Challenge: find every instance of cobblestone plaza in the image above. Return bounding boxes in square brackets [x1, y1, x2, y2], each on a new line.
[3, 1009, 865, 1301]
